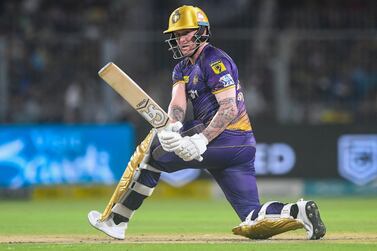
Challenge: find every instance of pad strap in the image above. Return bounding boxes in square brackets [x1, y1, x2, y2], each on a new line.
[281, 203, 295, 218]
[112, 203, 135, 219]
[132, 181, 155, 196]
[244, 209, 255, 224]
[257, 201, 279, 221]
[139, 163, 161, 173]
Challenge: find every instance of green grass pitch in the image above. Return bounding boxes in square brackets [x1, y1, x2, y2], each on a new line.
[0, 196, 376, 250]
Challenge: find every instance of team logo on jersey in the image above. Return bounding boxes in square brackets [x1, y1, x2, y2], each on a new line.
[193, 75, 199, 84]
[183, 75, 189, 83]
[210, 60, 226, 74]
[219, 73, 235, 87]
[172, 10, 180, 23]
[188, 89, 199, 99]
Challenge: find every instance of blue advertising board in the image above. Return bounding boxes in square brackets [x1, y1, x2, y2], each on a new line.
[0, 124, 135, 188]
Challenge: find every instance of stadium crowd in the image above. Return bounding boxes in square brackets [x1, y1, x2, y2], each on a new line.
[0, 0, 376, 125]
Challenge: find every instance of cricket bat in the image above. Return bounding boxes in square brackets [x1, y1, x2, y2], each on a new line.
[98, 62, 170, 131]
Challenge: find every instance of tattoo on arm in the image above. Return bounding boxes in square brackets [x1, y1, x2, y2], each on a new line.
[202, 97, 238, 142]
[169, 105, 185, 122]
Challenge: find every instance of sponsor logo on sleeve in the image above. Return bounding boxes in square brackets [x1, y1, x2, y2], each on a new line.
[219, 73, 235, 87]
[210, 60, 226, 74]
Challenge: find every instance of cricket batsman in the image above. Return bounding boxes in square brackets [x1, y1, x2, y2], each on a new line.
[88, 5, 326, 240]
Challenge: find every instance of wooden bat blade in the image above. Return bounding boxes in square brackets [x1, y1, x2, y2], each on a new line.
[98, 62, 169, 129]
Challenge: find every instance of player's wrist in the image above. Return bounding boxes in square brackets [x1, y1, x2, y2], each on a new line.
[197, 133, 209, 145]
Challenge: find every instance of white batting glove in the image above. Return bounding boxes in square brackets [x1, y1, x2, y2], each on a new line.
[164, 121, 183, 133]
[174, 133, 208, 162]
[157, 121, 183, 152]
[158, 131, 182, 152]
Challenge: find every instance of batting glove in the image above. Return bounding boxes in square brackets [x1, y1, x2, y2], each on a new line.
[164, 121, 183, 133]
[174, 133, 208, 162]
[157, 121, 183, 152]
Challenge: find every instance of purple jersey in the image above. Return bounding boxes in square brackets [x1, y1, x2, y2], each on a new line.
[172, 44, 252, 131]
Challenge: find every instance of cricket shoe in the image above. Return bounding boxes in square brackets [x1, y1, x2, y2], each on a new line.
[88, 210, 127, 240]
[296, 199, 326, 240]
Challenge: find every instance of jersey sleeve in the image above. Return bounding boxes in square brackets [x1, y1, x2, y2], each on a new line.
[204, 57, 236, 94]
[172, 62, 184, 86]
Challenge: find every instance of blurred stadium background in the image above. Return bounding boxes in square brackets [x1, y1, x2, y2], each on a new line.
[0, 0, 376, 201]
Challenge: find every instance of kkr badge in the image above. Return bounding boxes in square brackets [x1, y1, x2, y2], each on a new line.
[210, 60, 226, 74]
[172, 10, 180, 23]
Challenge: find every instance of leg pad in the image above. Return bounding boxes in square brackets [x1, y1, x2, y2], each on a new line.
[232, 218, 303, 239]
[100, 129, 156, 221]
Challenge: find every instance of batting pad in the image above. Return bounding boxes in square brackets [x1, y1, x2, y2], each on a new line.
[100, 129, 156, 221]
[232, 218, 303, 239]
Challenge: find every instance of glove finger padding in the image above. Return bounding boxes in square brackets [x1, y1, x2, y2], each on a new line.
[174, 134, 208, 162]
[188, 133, 208, 154]
[162, 142, 181, 152]
[158, 131, 182, 152]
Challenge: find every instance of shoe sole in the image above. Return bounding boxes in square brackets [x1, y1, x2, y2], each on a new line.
[305, 201, 326, 240]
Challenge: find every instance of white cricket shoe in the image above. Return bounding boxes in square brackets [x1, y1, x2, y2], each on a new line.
[87, 210, 127, 240]
[296, 199, 326, 240]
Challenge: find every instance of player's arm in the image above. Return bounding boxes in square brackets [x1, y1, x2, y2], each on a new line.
[202, 86, 238, 142]
[168, 81, 187, 123]
[171, 86, 238, 162]
[157, 81, 187, 152]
